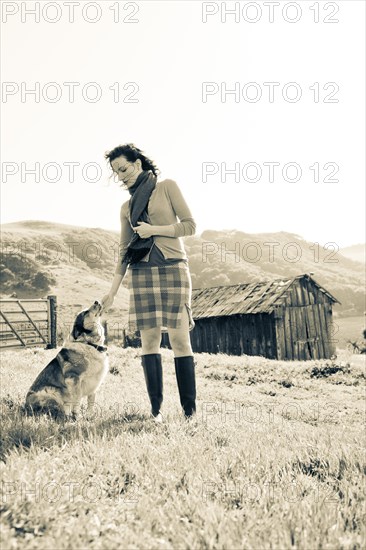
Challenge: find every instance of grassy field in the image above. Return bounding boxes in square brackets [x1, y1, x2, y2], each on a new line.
[0, 346, 365, 550]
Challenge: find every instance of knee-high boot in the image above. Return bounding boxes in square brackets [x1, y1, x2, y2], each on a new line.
[141, 353, 163, 418]
[174, 355, 196, 417]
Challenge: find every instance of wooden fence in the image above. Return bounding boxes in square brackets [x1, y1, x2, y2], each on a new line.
[0, 296, 57, 350]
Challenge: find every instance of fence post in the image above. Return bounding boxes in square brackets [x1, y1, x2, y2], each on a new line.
[47, 295, 57, 349]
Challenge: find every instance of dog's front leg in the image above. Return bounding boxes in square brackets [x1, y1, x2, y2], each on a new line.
[64, 377, 82, 421]
[87, 393, 96, 416]
[64, 401, 78, 421]
[71, 402, 81, 420]
[64, 401, 73, 417]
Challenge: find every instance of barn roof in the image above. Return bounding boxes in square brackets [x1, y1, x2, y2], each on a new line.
[191, 274, 339, 319]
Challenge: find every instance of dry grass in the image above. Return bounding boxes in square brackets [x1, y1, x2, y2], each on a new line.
[0, 346, 365, 550]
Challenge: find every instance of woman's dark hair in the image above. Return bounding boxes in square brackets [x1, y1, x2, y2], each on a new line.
[105, 143, 160, 176]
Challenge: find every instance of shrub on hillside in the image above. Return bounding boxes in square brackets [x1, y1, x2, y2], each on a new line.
[0, 254, 56, 295]
[33, 271, 56, 290]
[0, 267, 15, 283]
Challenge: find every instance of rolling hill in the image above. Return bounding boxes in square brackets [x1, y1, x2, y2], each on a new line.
[339, 243, 365, 264]
[1, 222, 365, 336]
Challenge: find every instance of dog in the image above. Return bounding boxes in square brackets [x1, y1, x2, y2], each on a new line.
[25, 301, 109, 419]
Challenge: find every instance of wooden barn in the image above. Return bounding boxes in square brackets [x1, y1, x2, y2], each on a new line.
[187, 274, 340, 360]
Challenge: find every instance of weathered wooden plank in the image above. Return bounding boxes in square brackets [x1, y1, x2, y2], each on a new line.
[196, 322, 202, 353]
[225, 318, 230, 354]
[287, 286, 296, 307]
[255, 314, 264, 357]
[268, 313, 277, 359]
[228, 316, 237, 355]
[217, 319, 223, 353]
[224, 318, 229, 354]
[251, 315, 257, 356]
[300, 279, 310, 306]
[238, 316, 244, 355]
[265, 314, 271, 358]
[217, 319, 222, 354]
[307, 279, 316, 305]
[296, 307, 306, 361]
[250, 315, 257, 356]
[263, 313, 270, 358]
[254, 315, 262, 356]
[245, 315, 253, 356]
[299, 307, 307, 361]
[230, 318, 234, 354]
[248, 316, 254, 356]
[290, 282, 298, 306]
[203, 320, 209, 352]
[234, 315, 241, 355]
[240, 315, 250, 354]
[209, 319, 214, 353]
[202, 320, 208, 352]
[274, 306, 285, 360]
[207, 321, 211, 353]
[214, 319, 219, 353]
[211, 320, 216, 353]
[294, 281, 304, 307]
[306, 305, 319, 359]
[315, 286, 325, 304]
[313, 304, 325, 358]
[283, 307, 294, 360]
[261, 314, 269, 357]
[308, 278, 321, 306]
[199, 322, 204, 352]
[322, 305, 333, 358]
[324, 307, 336, 357]
[199, 320, 205, 352]
[291, 308, 300, 359]
[302, 307, 312, 360]
[275, 316, 285, 360]
[289, 308, 299, 360]
[318, 304, 330, 358]
[244, 315, 250, 356]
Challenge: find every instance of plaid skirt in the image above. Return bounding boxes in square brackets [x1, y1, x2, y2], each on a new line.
[127, 263, 195, 332]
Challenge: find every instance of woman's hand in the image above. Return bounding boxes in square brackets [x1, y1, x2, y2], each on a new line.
[133, 221, 155, 239]
[101, 293, 115, 311]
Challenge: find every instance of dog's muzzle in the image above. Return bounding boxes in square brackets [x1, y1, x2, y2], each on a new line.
[91, 301, 103, 315]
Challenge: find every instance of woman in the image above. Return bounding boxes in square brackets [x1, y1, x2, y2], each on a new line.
[102, 144, 197, 422]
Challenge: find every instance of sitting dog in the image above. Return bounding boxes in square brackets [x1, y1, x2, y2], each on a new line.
[25, 301, 109, 419]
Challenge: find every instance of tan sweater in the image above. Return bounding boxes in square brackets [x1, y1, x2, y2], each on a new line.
[115, 179, 196, 274]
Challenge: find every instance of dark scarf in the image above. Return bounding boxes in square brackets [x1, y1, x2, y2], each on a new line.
[122, 170, 157, 265]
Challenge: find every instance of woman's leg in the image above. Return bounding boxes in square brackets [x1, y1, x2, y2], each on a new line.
[140, 326, 162, 354]
[140, 326, 163, 420]
[167, 307, 196, 417]
[167, 306, 193, 357]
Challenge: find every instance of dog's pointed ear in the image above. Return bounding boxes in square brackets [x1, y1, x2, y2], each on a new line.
[72, 312, 85, 340]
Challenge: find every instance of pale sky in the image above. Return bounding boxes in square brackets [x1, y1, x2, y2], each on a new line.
[1, 0, 365, 248]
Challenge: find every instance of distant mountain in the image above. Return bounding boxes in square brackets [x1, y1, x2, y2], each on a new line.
[1, 222, 365, 323]
[339, 244, 365, 264]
